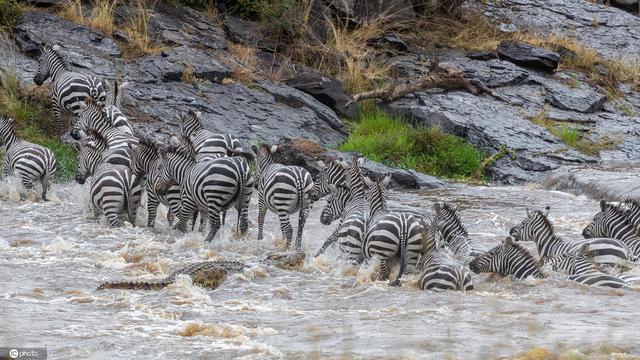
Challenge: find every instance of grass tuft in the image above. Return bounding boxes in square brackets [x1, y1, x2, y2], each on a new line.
[0, 68, 76, 181]
[121, 0, 167, 58]
[339, 108, 485, 180]
[59, 0, 117, 36]
[0, 0, 22, 33]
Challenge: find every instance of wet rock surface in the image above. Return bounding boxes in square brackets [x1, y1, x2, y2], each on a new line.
[497, 41, 559, 72]
[545, 165, 640, 201]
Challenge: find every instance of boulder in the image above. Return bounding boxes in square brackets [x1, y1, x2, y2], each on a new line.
[537, 78, 607, 113]
[285, 71, 356, 118]
[545, 166, 640, 201]
[497, 41, 559, 72]
[132, 46, 231, 84]
[223, 15, 279, 52]
[371, 32, 409, 52]
[325, 0, 416, 23]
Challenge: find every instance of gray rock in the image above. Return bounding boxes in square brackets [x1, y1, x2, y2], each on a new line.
[373, 32, 409, 52]
[132, 46, 231, 84]
[325, 0, 416, 23]
[285, 71, 355, 119]
[497, 41, 559, 72]
[533, 76, 607, 113]
[545, 166, 640, 201]
[223, 15, 279, 51]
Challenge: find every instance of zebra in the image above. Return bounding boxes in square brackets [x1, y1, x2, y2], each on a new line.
[155, 139, 254, 243]
[75, 136, 141, 227]
[180, 111, 241, 161]
[131, 138, 181, 227]
[312, 157, 348, 201]
[252, 143, 315, 250]
[582, 201, 640, 259]
[433, 202, 485, 260]
[315, 157, 369, 262]
[33, 43, 106, 136]
[104, 78, 128, 108]
[0, 116, 57, 200]
[417, 229, 474, 291]
[71, 88, 133, 141]
[469, 236, 545, 280]
[509, 206, 632, 266]
[362, 174, 424, 286]
[541, 244, 630, 288]
[83, 127, 138, 169]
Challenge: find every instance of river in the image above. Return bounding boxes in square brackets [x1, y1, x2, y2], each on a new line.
[0, 179, 638, 359]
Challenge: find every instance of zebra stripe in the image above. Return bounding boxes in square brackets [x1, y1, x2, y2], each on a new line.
[180, 111, 241, 161]
[509, 206, 632, 265]
[469, 236, 544, 280]
[252, 143, 314, 250]
[75, 138, 141, 227]
[433, 202, 486, 259]
[362, 174, 423, 286]
[417, 245, 474, 291]
[33, 43, 106, 136]
[312, 157, 347, 200]
[0, 117, 57, 200]
[542, 244, 629, 288]
[157, 140, 254, 243]
[71, 95, 133, 141]
[582, 201, 640, 259]
[131, 139, 181, 227]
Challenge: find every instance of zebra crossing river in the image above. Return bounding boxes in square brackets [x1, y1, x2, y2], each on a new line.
[0, 180, 638, 359]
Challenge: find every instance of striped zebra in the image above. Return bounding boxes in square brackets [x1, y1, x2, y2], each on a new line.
[252, 143, 315, 250]
[509, 206, 632, 266]
[85, 127, 138, 168]
[433, 202, 485, 259]
[417, 230, 474, 291]
[469, 236, 545, 280]
[180, 111, 241, 161]
[33, 43, 106, 136]
[315, 158, 369, 262]
[75, 136, 141, 227]
[542, 244, 630, 288]
[0, 116, 57, 200]
[104, 79, 128, 108]
[71, 89, 133, 141]
[156, 139, 254, 243]
[131, 138, 181, 227]
[312, 157, 347, 201]
[362, 174, 424, 286]
[582, 201, 640, 259]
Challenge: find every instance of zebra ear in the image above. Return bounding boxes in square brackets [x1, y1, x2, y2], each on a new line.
[251, 145, 259, 154]
[525, 207, 532, 218]
[363, 176, 374, 188]
[356, 156, 366, 166]
[600, 200, 607, 212]
[270, 145, 278, 154]
[433, 202, 442, 215]
[52, 43, 61, 51]
[381, 173, 392, 187]
[503, 236, 513, 247]
[542, 206, 550, 217]
[578, 243, 590, 255]
[118, 81, 130, 90]
[169, 136, 180, 146]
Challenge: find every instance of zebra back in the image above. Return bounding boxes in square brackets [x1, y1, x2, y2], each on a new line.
[469, 236, 544, 280]
[583, 201, 640, 257]
[434, 202, 485, 259]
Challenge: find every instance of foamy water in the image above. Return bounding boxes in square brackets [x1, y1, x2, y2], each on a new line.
[0, 178, 639, 359]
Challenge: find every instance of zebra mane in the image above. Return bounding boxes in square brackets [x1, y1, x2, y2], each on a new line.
[440, 202, 469, 236]
[507, 239, 540, 264]
[138, 138, 158, 155]
[166, 143, 194, 160]
[624, 198, 640, 210]
[44, 44, 70, 71]
[0, 116, 16, 134]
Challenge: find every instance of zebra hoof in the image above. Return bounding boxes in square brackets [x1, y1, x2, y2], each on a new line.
[389, 279, 402, 287]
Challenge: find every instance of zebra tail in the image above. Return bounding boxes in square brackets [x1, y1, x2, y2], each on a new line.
[235, 163, 248, 235]
[124, 177, 136, 227]
[391, 229, 409, 287]
[97, 280, 168, 290]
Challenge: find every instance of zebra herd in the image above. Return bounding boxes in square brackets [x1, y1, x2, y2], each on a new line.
[2, 43, 640, 292]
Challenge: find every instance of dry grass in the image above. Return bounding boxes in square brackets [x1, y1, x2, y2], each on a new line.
[58, 0, 117, 36]
[121, 0, 166, 58]
[224, 43, 260, 84]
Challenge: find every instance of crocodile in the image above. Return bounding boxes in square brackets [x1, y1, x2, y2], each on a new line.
[97, 251, 306, 290]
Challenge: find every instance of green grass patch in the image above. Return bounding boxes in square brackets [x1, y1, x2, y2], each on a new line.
[338, 108, 486, 180]
[0, 68, 77, 182]
[530, 109, 619, 156]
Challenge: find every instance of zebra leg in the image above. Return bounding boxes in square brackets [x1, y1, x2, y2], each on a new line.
[105, 210, 123, 228]
[147, 191, 160, 227]
[315, 227, 340, 257]
[52, 101, 64, 137]
[204, 208, 222, 243]
[19, 174, 35, 195]
[175, 199, 197, 233]
[221, 210, 227, 226]
[295, 203, 310, 250]
[41, 173, 54, 201]
[278, 211, 294, 250]
[378, 259, 391, 281]
[257, 195, 267, 240]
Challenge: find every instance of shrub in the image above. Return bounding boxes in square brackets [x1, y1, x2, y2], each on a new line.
[0, 0, 22, 32]
[339, 108, 485, 180]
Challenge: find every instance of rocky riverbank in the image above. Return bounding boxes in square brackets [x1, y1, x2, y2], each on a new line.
[1, 0, 639, 195]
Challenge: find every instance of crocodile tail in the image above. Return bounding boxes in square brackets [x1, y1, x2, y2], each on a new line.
[97, 280, 168, 290]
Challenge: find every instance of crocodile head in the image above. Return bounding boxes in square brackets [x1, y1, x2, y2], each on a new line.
[264, 251, 306, 270]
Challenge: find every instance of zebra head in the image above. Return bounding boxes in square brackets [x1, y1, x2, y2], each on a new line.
[582, 200, 631, 239]
[105, 79, 129, 108]
[509, 206, 551, 242]
[132, 138, 159, 178]
[89, 77, 107, 106]
[251, 143, 277, 179]
[75, 140, 103, 184]
[156, 139, 194, 195]
[312, 157, 348, 200]
[469, 236, 543, 279]
[71, 96, 103, 140]
[540, 243, 593, 275]
[320, 184, 350, 225]
[34, 43, 64, 85]
[180, 110, 203, 138]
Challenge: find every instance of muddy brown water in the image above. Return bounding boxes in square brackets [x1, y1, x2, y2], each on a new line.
[0, 180, 638, 359]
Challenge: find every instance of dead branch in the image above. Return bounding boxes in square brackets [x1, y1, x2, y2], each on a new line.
[346, 65, 492, 107]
